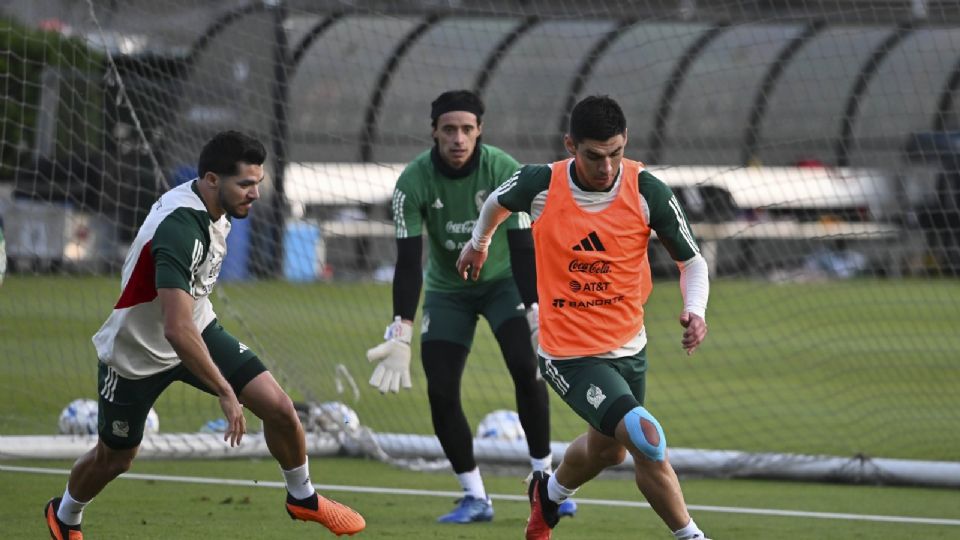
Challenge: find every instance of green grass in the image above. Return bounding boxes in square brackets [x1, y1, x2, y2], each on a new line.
[4, 457, 960, 539]
[3, 275, 960, 538]
[3, 275, 959, 459]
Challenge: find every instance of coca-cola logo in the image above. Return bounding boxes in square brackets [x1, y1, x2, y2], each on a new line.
[568, 260, 612, 274]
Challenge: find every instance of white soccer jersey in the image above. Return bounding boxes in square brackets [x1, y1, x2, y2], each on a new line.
[92, 181, 230, 378]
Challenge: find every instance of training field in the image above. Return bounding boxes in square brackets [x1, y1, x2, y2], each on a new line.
[3, 457, 959, 539]
[2, 276, 960, 538]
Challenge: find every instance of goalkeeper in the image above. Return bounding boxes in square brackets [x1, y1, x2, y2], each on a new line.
[367, 90, 574, 524]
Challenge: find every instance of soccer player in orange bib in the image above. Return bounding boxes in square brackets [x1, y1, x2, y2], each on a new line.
[457, 95, 711, 540]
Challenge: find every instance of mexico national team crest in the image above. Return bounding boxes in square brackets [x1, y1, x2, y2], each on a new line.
[586, 384, 606, 409]
[474, 190, 489, 212]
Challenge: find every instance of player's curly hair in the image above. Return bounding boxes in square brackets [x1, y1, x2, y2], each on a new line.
[569, 95, 626, 144]
[198, 130, 266, 178]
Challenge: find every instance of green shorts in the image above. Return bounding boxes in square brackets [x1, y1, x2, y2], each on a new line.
[538, 349, 648, 437]
[421, 278, 526, 348]
[97, 320, 266, 449]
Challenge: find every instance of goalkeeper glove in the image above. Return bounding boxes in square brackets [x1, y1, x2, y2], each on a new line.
[366, 316, 413, 393]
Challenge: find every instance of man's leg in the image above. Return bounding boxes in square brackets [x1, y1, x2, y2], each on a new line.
[239, 370, 365, 535]
[423, 340, 494, 523]
[614, 411, 707, 538]
[493, 317, 551, 465]
[554, 427, 627, 489]
[46, 440, 137, 539]
[66, 440, 140, 501]
[238, 371, 304, 470]
[613, 420, 691, 531]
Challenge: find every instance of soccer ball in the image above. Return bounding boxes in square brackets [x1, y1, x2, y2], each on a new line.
[58, 399, 160, 436]
[144, 407, 160, 435]
[309, 401, 360, 433]
[476, 409, 526, 441]
[58, 398, 99, 435]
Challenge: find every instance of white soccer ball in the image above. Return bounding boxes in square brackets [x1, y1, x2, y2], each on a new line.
[144, 407, 160, 435]
[58, 399, 160, 436]
[309, 401, 360, 433]
[58, 398, 99, 435]
[476, 409, 526, 441]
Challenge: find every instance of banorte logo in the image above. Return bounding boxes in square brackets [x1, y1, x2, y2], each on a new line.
[568, 259, 612, 274]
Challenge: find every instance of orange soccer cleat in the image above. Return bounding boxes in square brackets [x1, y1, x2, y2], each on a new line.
[44, 498, 83, 540]
[285, 492, 366, 536]
[525, 471, 560, 540]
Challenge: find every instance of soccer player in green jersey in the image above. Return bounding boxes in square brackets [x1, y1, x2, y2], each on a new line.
[457, 96, 711, 540]
[45, 131, 365, 540]
[366, 90, 575, 523]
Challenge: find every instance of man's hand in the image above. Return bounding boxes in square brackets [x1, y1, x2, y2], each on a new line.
[679, 312, 708, 355]
[218, 390, 246, 447]
[456, 242, 488, 281]
[366, 317, 413, 393]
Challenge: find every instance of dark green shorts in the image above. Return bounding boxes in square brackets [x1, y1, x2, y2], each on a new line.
[97, 320, 266, 449]
[421, 278, 526, 348]
[538, 349, 648, 437]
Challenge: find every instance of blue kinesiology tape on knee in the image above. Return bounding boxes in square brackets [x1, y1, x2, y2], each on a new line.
[625, 406, 666, 461]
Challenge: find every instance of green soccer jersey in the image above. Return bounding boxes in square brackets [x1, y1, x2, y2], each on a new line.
[495, 162, 700, 262]
[93, 181, 229, 379]
[393, 144, 525, 291]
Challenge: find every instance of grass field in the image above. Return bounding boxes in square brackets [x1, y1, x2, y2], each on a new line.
[4, 457, 960, 539]
[2, 275, 960, 538]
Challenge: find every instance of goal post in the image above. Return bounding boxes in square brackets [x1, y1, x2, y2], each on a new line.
[1, 0, 959, 488]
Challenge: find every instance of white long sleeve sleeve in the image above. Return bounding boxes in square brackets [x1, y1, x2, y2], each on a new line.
[470, 195, 514, 252]
[678, 254, 709, 319]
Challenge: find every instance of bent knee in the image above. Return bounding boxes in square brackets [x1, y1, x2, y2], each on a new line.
[96, 443, 137, 475]
[264, 394, 300, 426]
[597, 445, 628, 467]
[624, 406, 666, 462]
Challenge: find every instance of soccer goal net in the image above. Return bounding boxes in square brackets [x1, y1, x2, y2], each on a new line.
[1, 0, 959, 487]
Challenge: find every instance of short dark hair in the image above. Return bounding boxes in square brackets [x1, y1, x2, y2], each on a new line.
[430, 90, 484, 127]
[568, 95, 626, 144]
[197, 130, 266, 178]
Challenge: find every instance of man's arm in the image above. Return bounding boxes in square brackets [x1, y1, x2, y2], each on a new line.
[507, 228, 537, 307]
[641, 170, 710, 354]
[366, 179, 422, 393]
[457, 195, 513, 280]
[392, 236, 423, 323]
[159, 288, 245, 445]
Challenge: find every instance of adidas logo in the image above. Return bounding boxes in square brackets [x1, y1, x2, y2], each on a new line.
[432, 198, 444, 209]
[572, 231, 606, 252]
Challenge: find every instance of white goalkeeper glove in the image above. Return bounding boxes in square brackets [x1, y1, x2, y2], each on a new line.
[366, 316, 413, 393]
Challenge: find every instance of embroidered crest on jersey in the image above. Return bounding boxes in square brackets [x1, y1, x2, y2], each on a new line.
[474, 190, 489, 212]
[586, 384, 606, 409]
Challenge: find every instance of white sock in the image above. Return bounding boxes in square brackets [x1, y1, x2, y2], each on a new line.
[546, 474, 576, 504]
[57, 487, 89, 526]
[282, 459, 316, 500]
[456, 467, 487, 500]
[530, 453, 553, 474]
[673, 518, 705, 539]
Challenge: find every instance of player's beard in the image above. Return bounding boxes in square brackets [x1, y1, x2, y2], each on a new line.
[220, 190, 252, 219]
